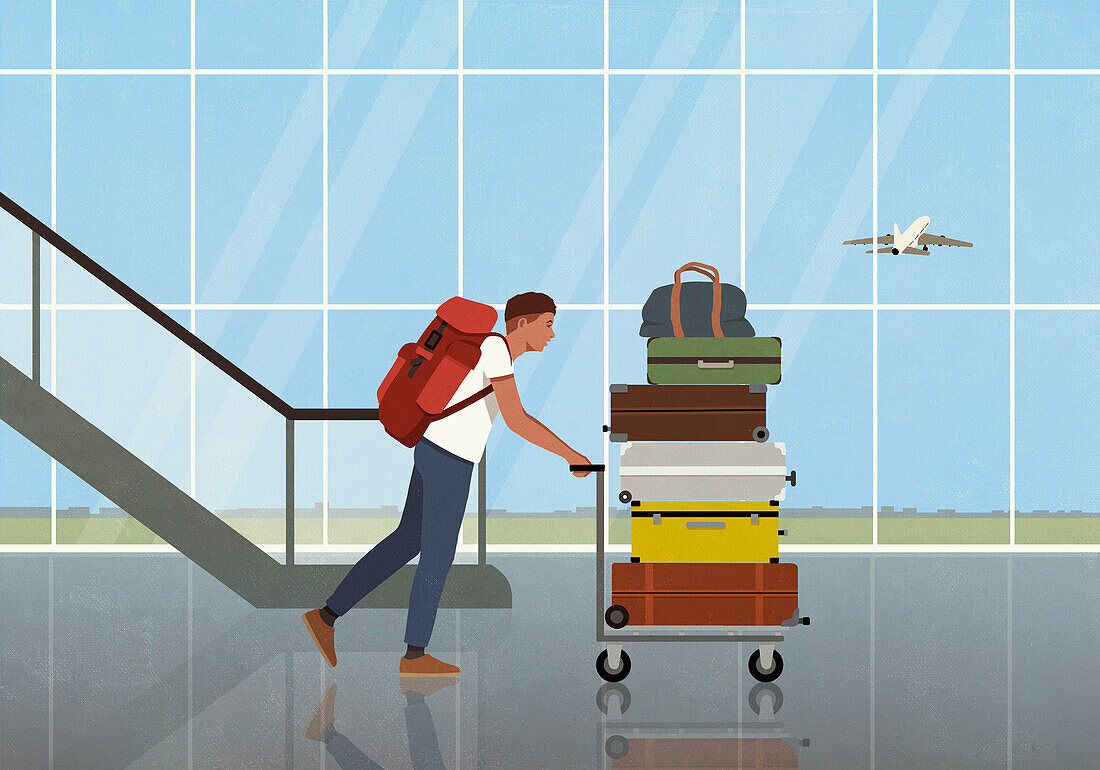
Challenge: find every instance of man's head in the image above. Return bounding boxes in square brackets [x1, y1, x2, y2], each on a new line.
[504, 291, 556, 353]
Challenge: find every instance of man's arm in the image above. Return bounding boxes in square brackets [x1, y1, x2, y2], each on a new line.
[490, 374, 585, 464]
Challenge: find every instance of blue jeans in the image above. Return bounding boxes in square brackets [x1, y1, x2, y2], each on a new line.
[324, 702, 443, 770]
[326, 437, 474, 648]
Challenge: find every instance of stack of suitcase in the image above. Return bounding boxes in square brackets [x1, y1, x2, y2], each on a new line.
[605, 264, 798, 630]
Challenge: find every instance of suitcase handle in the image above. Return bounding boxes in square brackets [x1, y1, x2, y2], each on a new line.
[685, 521, 726, 529]
[697, 359, 736, 369]
[671, 262, 724, 339]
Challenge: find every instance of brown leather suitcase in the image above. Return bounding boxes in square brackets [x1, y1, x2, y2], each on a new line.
[608, 383, 769, 443]
[610, 562, 798, 627]
[612, 736, 798, 768]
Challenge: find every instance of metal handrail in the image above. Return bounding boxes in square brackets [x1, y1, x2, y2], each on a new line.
[0, 191, 377, 422]
[1, 190, 495, 568]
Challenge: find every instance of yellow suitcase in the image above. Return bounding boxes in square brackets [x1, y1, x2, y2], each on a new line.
[630, 500, 782, 563]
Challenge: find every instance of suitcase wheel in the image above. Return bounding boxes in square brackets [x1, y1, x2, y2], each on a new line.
[748, 682, 784, 716]
[596, 683, 631, 716]
[605, 735, 629, 760]
[630, 557, 640, 563]
[753, 426, 770, 442]
[619, 490, 632, 504]
[596, 649, 632, 683]
[748, 649, 784, 683]
[604, 604, 629, 629]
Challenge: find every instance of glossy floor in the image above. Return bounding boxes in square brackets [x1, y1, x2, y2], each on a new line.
[2, 552, 1098, 769]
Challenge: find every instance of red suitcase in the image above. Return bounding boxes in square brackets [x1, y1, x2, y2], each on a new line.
[612, 737, 798, 769]
[610, 562, 798, 627]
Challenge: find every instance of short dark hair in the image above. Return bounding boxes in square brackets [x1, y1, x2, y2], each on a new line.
[504, 292, 556, 332]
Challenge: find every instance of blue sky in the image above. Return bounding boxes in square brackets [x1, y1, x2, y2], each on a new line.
[1, 1, 1097, 525]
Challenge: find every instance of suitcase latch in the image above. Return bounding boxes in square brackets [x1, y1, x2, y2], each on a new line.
[652, 513, 661, 524]
[751, 513, 759, 525]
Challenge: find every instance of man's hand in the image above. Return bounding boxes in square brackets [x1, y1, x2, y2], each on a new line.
[570, 452, 592, 478]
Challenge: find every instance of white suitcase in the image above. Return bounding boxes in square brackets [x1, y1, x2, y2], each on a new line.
[618, 441, 794, 503]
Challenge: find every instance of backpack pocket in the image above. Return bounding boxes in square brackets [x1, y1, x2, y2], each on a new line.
[377, 342, 419, 404]
[416, 340, 482, 414]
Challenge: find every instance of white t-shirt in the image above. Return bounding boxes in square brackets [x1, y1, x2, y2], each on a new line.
[422, 334, 514, 463]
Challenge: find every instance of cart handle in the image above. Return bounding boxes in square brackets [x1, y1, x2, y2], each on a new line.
[570, 464, 605, 472]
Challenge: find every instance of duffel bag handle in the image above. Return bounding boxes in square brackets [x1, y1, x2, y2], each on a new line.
[670, 262, 724, 338]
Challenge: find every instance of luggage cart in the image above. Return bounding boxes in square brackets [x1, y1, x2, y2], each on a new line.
[570, 465, 810, 684]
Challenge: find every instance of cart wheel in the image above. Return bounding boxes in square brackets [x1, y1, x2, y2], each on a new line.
[619, 490, 632, 504]
[753, 426, 769, 442]
[596, 683, 631, 716]
[605, 735, 629, 760]
[604, 604, 629, 629]
[748, 682, 784, 716]
[748, 649, 784, 682]
[596, 649, 632, 682]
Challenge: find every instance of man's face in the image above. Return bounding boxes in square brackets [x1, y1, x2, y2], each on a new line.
[527, 312, 555, 351]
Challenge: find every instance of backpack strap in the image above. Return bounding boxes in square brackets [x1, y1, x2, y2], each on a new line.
[431, 332, 510, 420]
[437, 384, 494, 419]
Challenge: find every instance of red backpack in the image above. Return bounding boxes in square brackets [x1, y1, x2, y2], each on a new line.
[377, 296, 506, 448]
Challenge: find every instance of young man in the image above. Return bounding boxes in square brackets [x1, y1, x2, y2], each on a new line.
[303, 291, 592, 676]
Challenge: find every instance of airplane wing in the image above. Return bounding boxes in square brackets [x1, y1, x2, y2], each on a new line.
[917, 233, 973, 247]
[844, 234, 893, 246]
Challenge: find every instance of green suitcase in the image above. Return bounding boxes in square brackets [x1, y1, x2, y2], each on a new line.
[646, 337, 782, 385]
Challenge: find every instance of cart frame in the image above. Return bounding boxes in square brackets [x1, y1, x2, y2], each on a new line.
[570, 465, 808, 682]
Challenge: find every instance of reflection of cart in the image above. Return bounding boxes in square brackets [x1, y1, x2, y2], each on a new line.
[594, 683, 809, 769]
[570, 466, 809, 684]
[597, 721, 809, 769]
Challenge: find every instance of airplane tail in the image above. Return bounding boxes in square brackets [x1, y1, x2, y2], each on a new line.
[893, 223, 901, 241]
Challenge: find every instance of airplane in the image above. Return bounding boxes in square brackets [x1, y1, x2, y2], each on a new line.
[843, 216, 972, 255]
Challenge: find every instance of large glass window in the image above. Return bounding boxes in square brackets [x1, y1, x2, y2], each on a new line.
[1015, 0, 1100, 69]
[878, 310, 1010, 544]
[56, 0, 190, 69]
[746, 75, 871, 305]
[877, 0, 1008, 70]
[0, 2, 1097, 552]
[609, 0, 740, 70]
[1016, 76, 1100, 304]
[877, 75, 1009, 305]
[56, 75, 189, 305]
[464, 75, 603, 305]
[610, 73, 738, 304]
[746, 0, 872, 69]
[463, 0, 603, 69]
[0, 1, 50, 69]
[196, 75, 323, 305]
[328, 75, 458, 304]
[1016, 311, 1100, 545]
[195, 0, 322, 69]
[55, 308, 191, 545]
[328, 0, 459, 70]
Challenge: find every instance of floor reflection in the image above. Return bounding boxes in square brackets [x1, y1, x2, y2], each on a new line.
[596, 681, 810, 768]
[302, 677, 458, 770]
